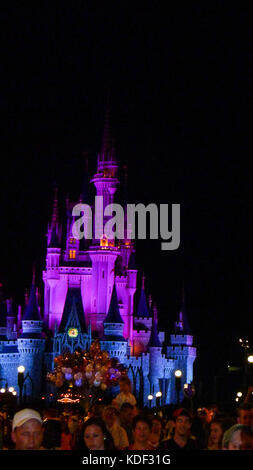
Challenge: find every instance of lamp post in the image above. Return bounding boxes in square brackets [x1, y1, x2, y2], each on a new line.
[156, 391, 162, 409]
[174, 370, 182, 405]
[248, 355, 253, 364]
[17, 365, 25, 405]
[239, 338, 250, 394]
[148, 394, 154, 409]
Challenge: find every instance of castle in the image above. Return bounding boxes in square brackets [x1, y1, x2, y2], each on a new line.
[0, 104, 196, 407]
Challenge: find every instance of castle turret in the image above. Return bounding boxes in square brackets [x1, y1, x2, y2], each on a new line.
[44, 189, 62, 328]
[167, 289, 196, 403]
[17, 272, 45, 400]
[90, 95, 119, 242]
[147, 303, 163, 395]
[101, 284, 127, 360]
[136, 274, 150, 318]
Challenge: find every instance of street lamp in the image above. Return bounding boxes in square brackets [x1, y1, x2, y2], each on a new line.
[17, 365, 25, 404]
[156, 391, 162, 408]
[148, 394, 154, 408]
[239, 338, 250, 393]
[247, 355, 253, 364]
[174, 370, 182, 405]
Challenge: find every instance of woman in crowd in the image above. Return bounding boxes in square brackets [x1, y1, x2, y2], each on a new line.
[80, 417, 115, 451]
[148, 415, 164, 448]
[206, 418, 228, 450]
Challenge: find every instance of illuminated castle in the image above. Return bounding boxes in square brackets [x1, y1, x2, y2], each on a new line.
[0, 104, 196, 406]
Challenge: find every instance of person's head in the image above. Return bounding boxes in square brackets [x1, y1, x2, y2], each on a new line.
[120, 402, 135, 426]
[11, 408, 44, 450]
[132, 415, 152, 445]
[173, 409, 192, 438]
[197, 407, 209, 424]
[237, 404, 253, 427]
[151, 415, 163, 435]
[119, 376, 132, 394]
[222, 424, 253, 450]
[68, 414, 79, 434]
[102, 406, 118, 428]
[83, 418, 114, 450]
[88, 403, 103, 419]
[209, 419, 226, 449]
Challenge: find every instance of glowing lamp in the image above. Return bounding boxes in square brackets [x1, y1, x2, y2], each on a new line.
[17, 366, 25, 373]
[174, 370, 182, 378]
[156, 391, 162, 398]
[8, 387, 14, 393]
[247, 355, 253, 363]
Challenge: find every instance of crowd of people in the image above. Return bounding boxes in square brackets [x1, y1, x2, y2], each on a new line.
[0, 377, 252, 451]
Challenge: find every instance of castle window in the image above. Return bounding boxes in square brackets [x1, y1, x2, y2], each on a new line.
[69, 250, 76, 259]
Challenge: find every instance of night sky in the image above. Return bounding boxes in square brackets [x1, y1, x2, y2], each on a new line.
[0, 3, 251, 401]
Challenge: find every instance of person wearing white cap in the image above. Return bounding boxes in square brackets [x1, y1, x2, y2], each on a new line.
[11, 408, 44, 450]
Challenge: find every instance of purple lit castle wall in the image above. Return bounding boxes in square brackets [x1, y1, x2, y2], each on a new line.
[0, 102, 196, 406]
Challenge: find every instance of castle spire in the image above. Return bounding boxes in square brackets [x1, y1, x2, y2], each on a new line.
[48, 187, 61, 248]
[137, 273, 150, 317]
[97, 92, 118, 172]
[22, 271, 41, 321]
[175, 287, 191, 334]
[104, 284, 124, 324]
[52, 187, 59, 226]
[148, 303, 161, 348]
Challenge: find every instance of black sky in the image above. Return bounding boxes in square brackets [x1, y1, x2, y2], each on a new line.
[0, 2, 252, 400]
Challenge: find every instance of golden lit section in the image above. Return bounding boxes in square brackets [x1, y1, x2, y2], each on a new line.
[103, 169, 115, 178]
[69, 250, 76, 259]
[100, 235, 108, 247]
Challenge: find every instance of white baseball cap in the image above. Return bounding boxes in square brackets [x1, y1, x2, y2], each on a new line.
[12, 408, 43, 431]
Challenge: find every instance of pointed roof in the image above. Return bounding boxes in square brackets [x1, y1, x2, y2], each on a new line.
[136, 274, 150, 317]
[147, 303, 161, 348]
[97, 92, 117, 170]
[48, 225, 61, 248]
[22, 276, 42, 321]
[128, 252, 137, 270]
[0, 299, 7, 328]
[148, 317, 161, 348]
[175, 288, 191, 334]
[48, 188, 61, 248]
[59, 287, 87, 333]
[81, 154, 91, 204]
[104, 284, 124, 324]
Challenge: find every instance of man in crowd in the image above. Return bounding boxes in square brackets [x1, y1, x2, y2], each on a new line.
[119, 402, 135, 445]
[11, 408, 44, 450]
[128, 415, 155, 450]
[237, 403, 253, 427]
[159, 408, 198, 450]
[102, 405, 129, 449]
